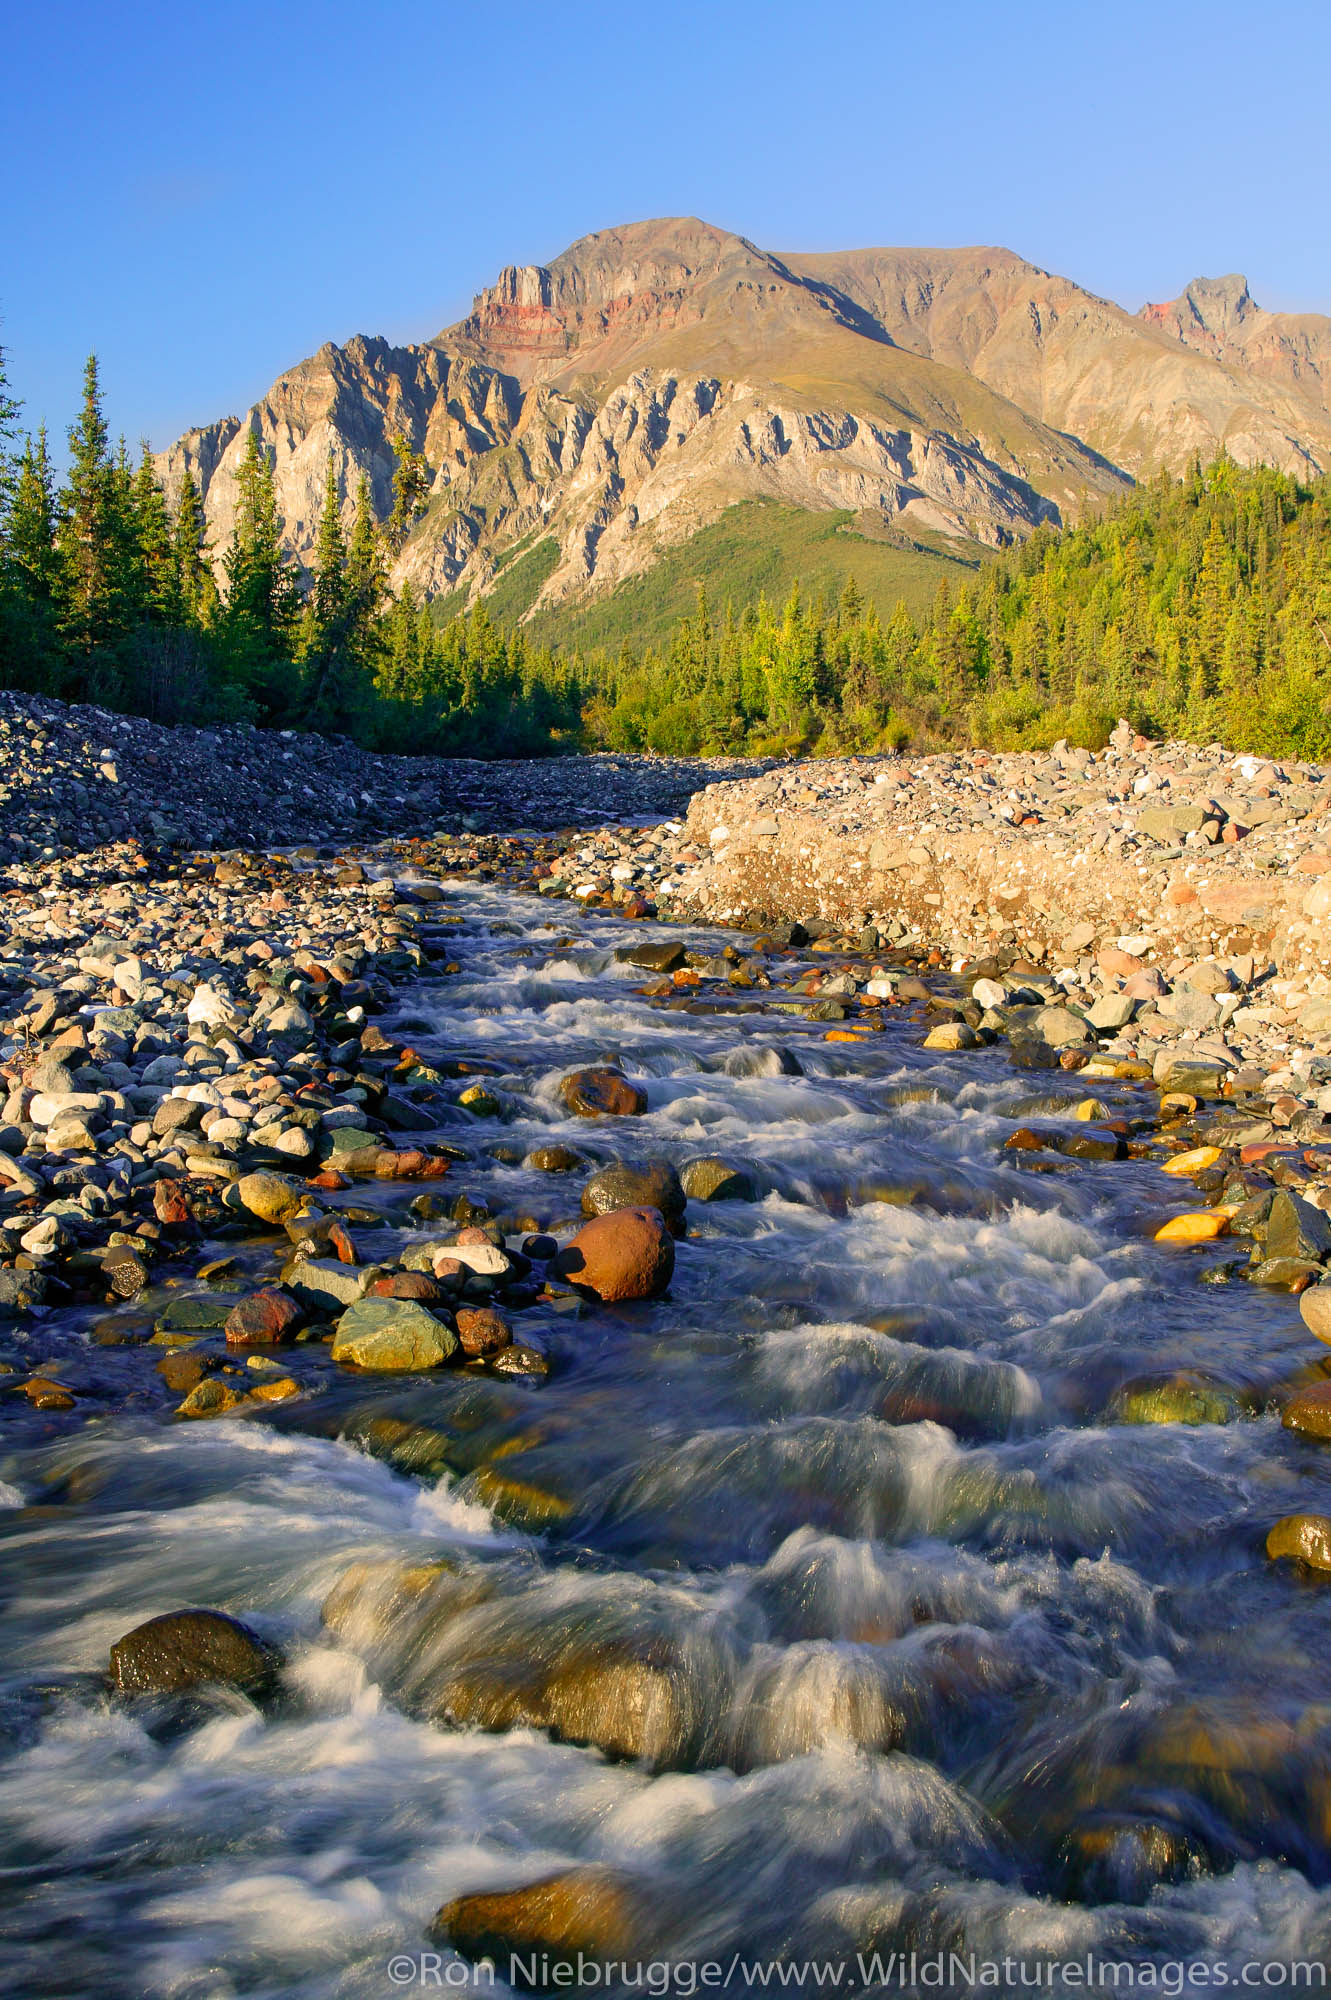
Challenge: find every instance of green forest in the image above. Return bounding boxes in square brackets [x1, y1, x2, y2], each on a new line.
[3, 350, 1331, 762]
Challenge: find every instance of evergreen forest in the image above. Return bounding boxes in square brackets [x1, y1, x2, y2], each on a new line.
[2, 350, 1330, 762]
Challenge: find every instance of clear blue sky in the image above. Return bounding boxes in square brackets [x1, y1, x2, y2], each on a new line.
[6, 0, 1330, 462]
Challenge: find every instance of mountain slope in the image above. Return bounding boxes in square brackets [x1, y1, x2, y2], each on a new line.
[784, 245, 1331, 478]
[157, 218, 1331, 628]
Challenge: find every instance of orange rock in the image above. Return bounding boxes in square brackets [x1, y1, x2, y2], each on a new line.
[1154, 1212, 1228, 1244]
[1282, 1383, 1331, 1437]
[1267, 1514, 1331, 1569]
[554, 1206, 675, 1302]
[1160, 1147, 1223, 1176]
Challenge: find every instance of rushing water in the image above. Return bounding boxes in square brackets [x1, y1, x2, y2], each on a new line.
[3, 884, 1331, 1999]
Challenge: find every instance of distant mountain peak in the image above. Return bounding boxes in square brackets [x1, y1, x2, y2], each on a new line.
[158, 223, 1331, 626]
[1138, 273, 1258, 344]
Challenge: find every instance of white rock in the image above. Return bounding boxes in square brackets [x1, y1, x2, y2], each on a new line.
[432, 1243, 509, 1277]
[971, 978, 1007, 1009]
[186, 984, 238, 1028]
[28, 1091, 105, 1129]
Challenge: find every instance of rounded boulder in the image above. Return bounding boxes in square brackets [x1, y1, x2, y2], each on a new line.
[109, 1608, 279, 1695]
[559, 1068, 647, 1118]
[554, 1206, 674, 1303]
[581, 1159, 685, 1230]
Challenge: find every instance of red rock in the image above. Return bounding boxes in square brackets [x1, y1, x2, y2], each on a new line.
[559, 1068, 648, 1118]
[455, 1307, 512, 1356]
[1097, 947, 1141, 978]
[153, 1180, 193, 1228]
[372, 1148, 450, 1179]
[369, 1271, 448, 1303]
[554, 1206, 675, 1303]
[456, 1225, 493, 1245]
[327, 1219, 358, 1265]
[224, 1289, 304, 1347]
[308, 1170, 351, 1191]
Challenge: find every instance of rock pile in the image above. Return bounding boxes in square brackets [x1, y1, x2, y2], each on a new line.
[0, 689, 763, 856]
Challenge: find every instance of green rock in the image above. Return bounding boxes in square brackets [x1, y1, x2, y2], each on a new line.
[331, 1299, 457, 1371]
[680, 1156, 761, 1203]
[281, 1255, 367, 1314]
[1159, 1059, 1227, 1100]
[155, 1293, 238, 1333]
[1265, 1190, 1331, 1265]
[1112, 1374, 1239, 1425]
[581, 1159, 685, 1225]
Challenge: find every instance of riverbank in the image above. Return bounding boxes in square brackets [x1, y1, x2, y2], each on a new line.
[4, 692, 1331, 1416]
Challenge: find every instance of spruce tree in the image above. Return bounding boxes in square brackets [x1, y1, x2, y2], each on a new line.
[219, 428, 299, 710]
[133, 448, 176, 620]
[173, 471, 217, 624]
[386, 434, 429, 553]
[58, 354, 115, 655]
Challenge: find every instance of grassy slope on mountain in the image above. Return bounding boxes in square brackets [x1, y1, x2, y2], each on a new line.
[572, 460, 1331, 763]
[514, 501, 982, 655]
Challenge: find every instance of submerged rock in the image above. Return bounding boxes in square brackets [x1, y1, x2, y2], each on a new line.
[431, 1869, 650, 1982]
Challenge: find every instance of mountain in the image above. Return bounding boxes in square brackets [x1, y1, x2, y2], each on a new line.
[157, 218, 1331, 627]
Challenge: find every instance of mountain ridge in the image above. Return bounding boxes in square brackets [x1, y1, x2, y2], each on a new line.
[157, 216, 1331, 626]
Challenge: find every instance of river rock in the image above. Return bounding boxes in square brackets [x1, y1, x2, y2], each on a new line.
[923, 1022, 978, 1051]
[101, 1244, 149, 1298]
[525, 1144, 585, 1172]
[680, 1155, 761, 1202]
[1159, 1058, 1227, 1100]
[454, 1307, 512, 1357]
[1086, 994, 1137, 1031]
[108, 1608, 280, 1695]
[281, 1255, 366, 1314]
[331, 1298, 457, 1370]
[224, 1289, 304, 1347]
[622, 939, 687, 974]
[1032, 1005, 1090, 1047]
[1267, 1514, 1331, 1571]
[1300, 1285, 1331, 1343]
[176, 1379, 246, 1418]
[1281, 1383, 1331, 1437]
[233, 1171, 305, 1226]
[1265, 1191, 1331, 1265]
[559, 1068, 648, 1117]
[554, 1206, 675, 1302]
[580, 1159, 685, 1227]
[431, 1868, 646, 1978]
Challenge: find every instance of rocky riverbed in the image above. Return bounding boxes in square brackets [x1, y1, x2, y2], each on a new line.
[7, 698, 1331, 1993]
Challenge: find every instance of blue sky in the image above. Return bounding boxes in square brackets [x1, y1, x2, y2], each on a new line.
[5, 0, 1330, 461]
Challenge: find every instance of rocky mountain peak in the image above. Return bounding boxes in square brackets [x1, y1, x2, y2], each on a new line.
[449, 217, 770, 385]
[157, 220, 1331, 628]
[1138, 273, 1258, 346]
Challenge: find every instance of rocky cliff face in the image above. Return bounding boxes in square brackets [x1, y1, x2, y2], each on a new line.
[157, 218, 1331, 617]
